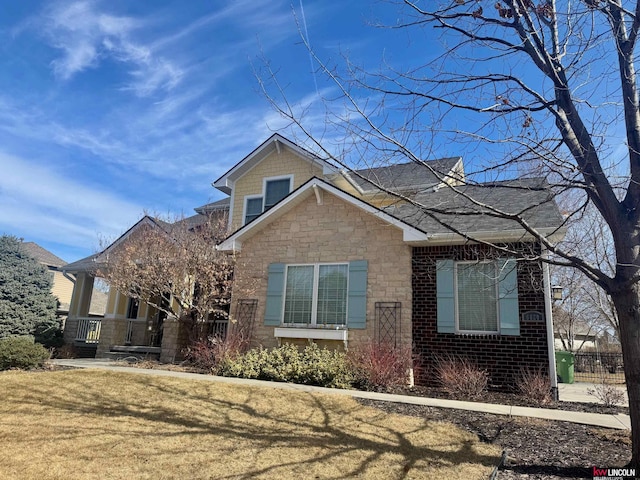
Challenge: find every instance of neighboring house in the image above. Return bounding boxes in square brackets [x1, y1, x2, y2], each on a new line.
[63, 211, 230, 362]
[64, 134, 565, 388]
[20, 242, 74, 318]
[554, 321, 600, 352]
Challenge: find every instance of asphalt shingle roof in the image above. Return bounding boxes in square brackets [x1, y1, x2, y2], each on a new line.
[194, 197, 230, 214]
[350, 158, 461, 192]
[383, 177, 564, 234]
[20, 242, 67, 267]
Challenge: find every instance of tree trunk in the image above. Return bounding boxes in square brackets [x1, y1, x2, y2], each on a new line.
[613, 283, 640, 467]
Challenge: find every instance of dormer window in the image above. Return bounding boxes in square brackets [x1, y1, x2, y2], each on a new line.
[243, 175, 293, 224]
[264, 178, 291, 210]
[244, 197, 263, 224]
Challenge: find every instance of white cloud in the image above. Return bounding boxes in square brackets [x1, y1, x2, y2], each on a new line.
[0, 151, 143, 251]
[40, 0, 183, 96]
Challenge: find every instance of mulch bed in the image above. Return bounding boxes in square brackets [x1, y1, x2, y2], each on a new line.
[357, 397, 631, 479]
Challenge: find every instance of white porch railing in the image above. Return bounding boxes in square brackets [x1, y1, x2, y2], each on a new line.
[75, 318, 102, 344]
[125, 319, 135, 345]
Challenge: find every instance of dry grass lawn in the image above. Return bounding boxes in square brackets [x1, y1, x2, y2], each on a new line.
[0, 369, 500, 479]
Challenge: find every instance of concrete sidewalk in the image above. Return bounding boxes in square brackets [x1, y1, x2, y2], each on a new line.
[51, 358, 631, 431]
[558, 381, 628, 406]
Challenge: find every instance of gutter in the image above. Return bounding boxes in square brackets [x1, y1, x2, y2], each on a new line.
[62, 270, 76, 285]
[340, 169, 365, 194]
[421, 226, 568, 246]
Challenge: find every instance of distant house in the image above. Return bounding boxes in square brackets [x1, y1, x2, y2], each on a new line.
[20, 242, 107, 356]
[554, 321, 601, 352]
[64, 134, 565, 388]
[20, 242, 74, 318]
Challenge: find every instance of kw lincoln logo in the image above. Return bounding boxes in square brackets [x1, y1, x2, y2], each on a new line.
[592, 466, 637, 479]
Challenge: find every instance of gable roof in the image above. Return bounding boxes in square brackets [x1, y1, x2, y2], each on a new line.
[384, 177, 565, 243]
[194, 197, 230, 215]
[63, 216, 160, 273]
[213, 134, 339, 194]
[349, 158, 462, 193]
[217, 177, 429, 251]
[218, 175, 565, 251]
[64, 209, 226, 274]
[20, 242, 67, 267]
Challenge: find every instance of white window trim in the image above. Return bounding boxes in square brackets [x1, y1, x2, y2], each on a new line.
[454, 260, 500, 335]
[126, 297, 140, 320]
[262, 174, 293, 211]
[242, 194, 263, 225]
[282, 262, 349, 327]
[242, 175, 294, 225]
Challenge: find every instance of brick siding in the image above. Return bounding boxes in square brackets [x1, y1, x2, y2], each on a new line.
[412, 243, 549, 390]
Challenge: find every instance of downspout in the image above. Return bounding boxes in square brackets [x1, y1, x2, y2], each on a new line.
[542, 249, 559, 400]
[62, 270, 76, 285]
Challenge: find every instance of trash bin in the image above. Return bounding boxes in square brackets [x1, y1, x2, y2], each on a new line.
[555, 351, 575, 384]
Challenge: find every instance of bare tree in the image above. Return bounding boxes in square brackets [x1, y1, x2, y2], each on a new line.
[554, 200, 621, 347]
[99, 214, 235, 336]
[258, 1, 640, 465]
[553, 266, 607, 352]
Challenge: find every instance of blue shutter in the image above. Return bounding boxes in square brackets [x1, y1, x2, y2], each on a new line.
[264, 263, 285, 326]
[498, 258, 520, 336]
[347, 260, 368, 329]
[436, 260, 455, 333]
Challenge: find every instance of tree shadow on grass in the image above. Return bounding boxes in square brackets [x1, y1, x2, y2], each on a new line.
[1, 370, 501, 479]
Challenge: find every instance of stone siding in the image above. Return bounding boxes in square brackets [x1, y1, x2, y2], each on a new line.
[231, 190, 413, 350]
[412, 243, 549, 389]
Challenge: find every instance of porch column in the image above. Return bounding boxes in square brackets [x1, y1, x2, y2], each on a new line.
[159, 316, 189, 363]
[63, 272, 94, 344]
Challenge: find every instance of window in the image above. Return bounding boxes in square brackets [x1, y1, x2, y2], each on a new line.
[243, 176, 292, 224]
[283, 263, 348, 325]
[264, 178, 291, 210]
[436, 258, 519, 336]
[126, 298, 139, 319]
[244, 197, 263, 224]
[456, 261, 498, 333]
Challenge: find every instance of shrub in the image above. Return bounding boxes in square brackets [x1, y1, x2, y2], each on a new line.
[435, 355, 488, 399]
[184, 330, 248, 372]
[217, 343, 353, 389]
[517, 368, 553, 406]
[0, 336, 50, 370]
[587, 379, 626, 408]
[50, 344, 77, 359]
[347, 341, 413, 390]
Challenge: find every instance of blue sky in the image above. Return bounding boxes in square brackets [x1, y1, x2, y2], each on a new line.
[0, 0, 411, 262]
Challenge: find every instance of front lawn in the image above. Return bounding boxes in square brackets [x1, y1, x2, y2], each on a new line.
[0, 370, 500, 479]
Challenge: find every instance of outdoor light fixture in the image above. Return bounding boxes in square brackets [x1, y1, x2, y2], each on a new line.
[552, 285, 563, 301]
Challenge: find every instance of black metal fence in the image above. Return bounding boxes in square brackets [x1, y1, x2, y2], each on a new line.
[573, 352, 625, 384]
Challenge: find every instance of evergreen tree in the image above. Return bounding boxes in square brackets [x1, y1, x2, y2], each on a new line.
[0, 235, 58, 345]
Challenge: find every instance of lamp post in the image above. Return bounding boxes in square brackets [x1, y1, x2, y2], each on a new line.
[552, 285, 563, 302]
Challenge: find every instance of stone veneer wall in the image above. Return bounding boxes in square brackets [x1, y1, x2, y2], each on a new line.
[412, 243, 549, 389]
[231, 191, 413, 350]
[62, 317, 78, 344]
[160, 317, 190, 363]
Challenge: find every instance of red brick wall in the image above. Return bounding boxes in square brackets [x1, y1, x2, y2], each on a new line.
[412, 243, 549, 390]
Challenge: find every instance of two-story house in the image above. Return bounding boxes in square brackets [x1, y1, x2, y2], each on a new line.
[64, 134, 565, 388]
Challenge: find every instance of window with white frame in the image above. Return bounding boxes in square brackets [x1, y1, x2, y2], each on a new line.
[126, 298, 140, 319]
[243, 176, 292, 224]
[244, 197, 263, 224]
[264, 178, 291, 210]
[455, 261, 499, 333]
[283, 263, 348, 325]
